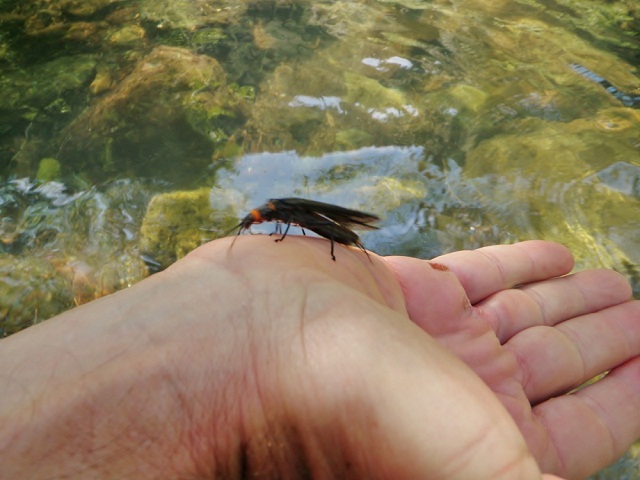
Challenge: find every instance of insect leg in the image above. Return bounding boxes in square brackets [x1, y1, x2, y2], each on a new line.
[269, 223, 282, 237]
[275, 222, 292, 242]
[329, 234, 336, 261]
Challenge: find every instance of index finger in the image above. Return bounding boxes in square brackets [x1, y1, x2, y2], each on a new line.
[432, 241, 575, 304]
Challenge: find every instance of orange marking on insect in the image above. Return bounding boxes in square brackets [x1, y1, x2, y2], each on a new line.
[249, 209, 265, 223]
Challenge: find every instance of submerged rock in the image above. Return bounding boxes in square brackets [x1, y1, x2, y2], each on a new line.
[36, 158, 62, 182]
[242, 32, 451, 156]
[0, 55, 96, 112]
[139, 188, 222, 269]
[58, 46, 248, 183]
[0, 255, 73, 337]
[462, 113, 640, 271]
[108, 24, 146, 45]
[0, 178, 150, 335]
[139, 0, 247, 30]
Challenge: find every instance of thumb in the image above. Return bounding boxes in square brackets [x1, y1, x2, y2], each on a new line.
[384, 256, 475, 335]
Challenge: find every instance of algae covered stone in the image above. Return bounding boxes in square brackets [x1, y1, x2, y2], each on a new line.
[59, 46, 249, 183]
[140, 188, 218, 269]
[463, 115, 640, 271]
[0, 255, 73, 337]
[0, 178, 150, 335]
[36, 158, 62, 182]
[0, 55, 96, 112]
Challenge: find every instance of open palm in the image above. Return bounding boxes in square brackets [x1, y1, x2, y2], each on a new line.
[386, 241, 640, 479]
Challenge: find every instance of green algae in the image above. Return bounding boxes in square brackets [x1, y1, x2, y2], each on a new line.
[0, 179, 150, 335]
[57, 46, 249, 183]
[36, 158, 61, 182]
[0, 55, 96, 112]
[462, 113, 640, 271]
[139, 188, 219, 269]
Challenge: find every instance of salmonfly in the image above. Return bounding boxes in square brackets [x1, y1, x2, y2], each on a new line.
[226, 198, 379, 261]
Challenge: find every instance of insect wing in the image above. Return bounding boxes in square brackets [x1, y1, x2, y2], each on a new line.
[270, 198, 379, 230]
[304, 219, 362, 246]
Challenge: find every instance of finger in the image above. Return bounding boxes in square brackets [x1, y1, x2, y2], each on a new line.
[384, 255, 475, 336]
[532, 356, 640, 479]
[505, 300, 640, 404]
[476, 269, 633, 343]
[433, 241, 574, 304]
[385, 241, 574, 337]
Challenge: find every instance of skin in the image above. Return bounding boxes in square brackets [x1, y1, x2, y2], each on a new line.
[1, 237, 639, 479]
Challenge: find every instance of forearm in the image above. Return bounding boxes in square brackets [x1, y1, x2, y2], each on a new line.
[1, 345, 197, 478]
[0, 261, 250, 478]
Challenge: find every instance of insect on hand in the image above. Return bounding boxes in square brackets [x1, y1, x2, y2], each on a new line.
[225, 198, 379, 261]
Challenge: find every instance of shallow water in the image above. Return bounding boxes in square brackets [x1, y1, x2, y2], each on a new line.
[0, 0, 639, 475]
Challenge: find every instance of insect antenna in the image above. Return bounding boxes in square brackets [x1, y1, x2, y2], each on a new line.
[222, 221, 246, 256]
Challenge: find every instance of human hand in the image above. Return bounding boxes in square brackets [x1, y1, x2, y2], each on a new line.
[387, 241, 640, 479]
[1, 237, 638, 480]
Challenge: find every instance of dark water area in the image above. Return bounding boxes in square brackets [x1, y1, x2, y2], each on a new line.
[0, 1, 639, 474]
